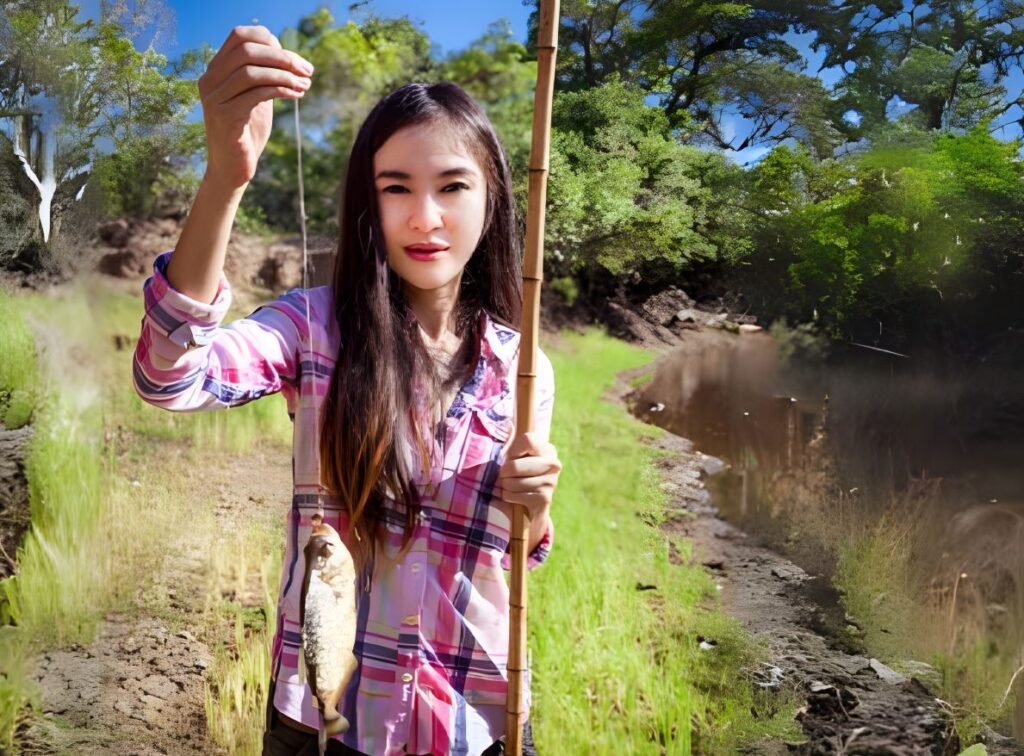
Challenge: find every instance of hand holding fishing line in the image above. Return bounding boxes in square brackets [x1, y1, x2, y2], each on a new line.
[197, 25, 314, 191]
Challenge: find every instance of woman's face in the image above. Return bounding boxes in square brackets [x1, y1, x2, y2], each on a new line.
[374, 122, 488, 297]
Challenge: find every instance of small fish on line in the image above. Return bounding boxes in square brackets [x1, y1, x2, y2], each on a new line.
[299, 514, 359, 755]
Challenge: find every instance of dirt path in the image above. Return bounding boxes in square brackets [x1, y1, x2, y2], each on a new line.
[28, 442, 292, 755]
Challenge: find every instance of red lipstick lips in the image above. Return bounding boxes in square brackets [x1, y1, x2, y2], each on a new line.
[404, 243, 449, 261]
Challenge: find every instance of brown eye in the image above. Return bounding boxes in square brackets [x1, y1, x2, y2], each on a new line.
[444, 182, 470, 192]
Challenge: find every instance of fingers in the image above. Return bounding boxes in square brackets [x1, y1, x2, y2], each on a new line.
[217, 25, 282, 60]
[501, 473, 558, 494]
[209, 64, 311, 106]
[220, 85, 304, 118]
[500, 490, 551, 509]
[200, 26, 312, 101]
[501, 444, 561, 477]
[219, 41, 313, 84]
[506, 431, 556, 459]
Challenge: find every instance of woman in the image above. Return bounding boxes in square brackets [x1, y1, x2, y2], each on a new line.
[132, 25, 560, 756]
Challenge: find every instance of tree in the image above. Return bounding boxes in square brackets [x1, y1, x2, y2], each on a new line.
[0, 0, 98, 253]
[0, 0, 200, 268]
[435, 20, 537, 174]
[812, 0, 1024, 137]
[525, 0, 841, 155]
[738, 124, 1024, 346]
[544, 77, 746, 293]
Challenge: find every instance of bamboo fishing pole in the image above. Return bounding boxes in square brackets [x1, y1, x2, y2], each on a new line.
[507, 0, 559, 752]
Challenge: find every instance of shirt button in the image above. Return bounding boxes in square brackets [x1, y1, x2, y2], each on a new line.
[402, 614, 418, 625]
[410, 563, 421, 573]
[401, 672, 413, 683]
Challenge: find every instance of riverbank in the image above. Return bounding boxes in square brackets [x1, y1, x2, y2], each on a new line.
[613, 322, 1024, 755]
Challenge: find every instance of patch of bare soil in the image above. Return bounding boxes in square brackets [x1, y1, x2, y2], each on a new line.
[0, 423, 32, 577]
[27, 442, 292, 755]
[610, 353, 1023, 755]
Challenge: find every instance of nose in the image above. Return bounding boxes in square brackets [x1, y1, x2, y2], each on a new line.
[408, 192, 444, 233]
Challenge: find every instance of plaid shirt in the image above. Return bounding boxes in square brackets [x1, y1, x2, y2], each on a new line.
[133, 252, 555, 755]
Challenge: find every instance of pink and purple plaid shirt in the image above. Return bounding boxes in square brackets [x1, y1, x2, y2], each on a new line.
[133, 251, 554, 755]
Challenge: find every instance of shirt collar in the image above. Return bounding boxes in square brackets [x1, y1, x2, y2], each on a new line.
[480, 309, 520, 368]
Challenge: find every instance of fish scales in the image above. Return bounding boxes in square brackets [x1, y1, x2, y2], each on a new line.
[300, 519, 359, 753]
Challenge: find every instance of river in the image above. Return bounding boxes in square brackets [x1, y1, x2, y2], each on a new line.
[632, 328, 1024, 738]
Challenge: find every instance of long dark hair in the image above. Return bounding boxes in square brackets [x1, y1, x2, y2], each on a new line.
[320, 82, 522, 571]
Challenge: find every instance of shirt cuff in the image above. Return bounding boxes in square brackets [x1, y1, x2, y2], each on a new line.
[144, 250, 233, 349]
[501, 517, 554, 571]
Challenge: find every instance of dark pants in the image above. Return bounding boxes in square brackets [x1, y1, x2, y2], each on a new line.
[262, 686, 537, 756]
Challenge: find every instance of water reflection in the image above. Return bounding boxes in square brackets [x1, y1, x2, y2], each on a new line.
[635, 329, 1024, 736]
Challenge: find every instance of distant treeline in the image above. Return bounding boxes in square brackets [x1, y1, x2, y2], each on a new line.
[2, 0, 1023, 352]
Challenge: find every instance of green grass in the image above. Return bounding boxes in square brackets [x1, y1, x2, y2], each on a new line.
[0, 295, 38, 428]
[834, 513, 1024, 746]
[0, 280, 294, 753]
[2, 276, 803, 754]
[203, 522, 282, 755]
[531, 330, 803, 754]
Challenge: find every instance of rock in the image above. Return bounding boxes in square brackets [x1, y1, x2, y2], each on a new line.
[739, 323, 763, 334]
[97, 249, 147, 278]
[641, 289, 695, 326]
[897, 660, 941, 689]
[771, 564, 810, 582]
[112, 697, 134, 718]
[139, 674, 178, 700]
[675, 308, 699, 324]
[256, 243, 305, 291]
[803, 680, 860, 716]
[869, 658, 907, 685]
[97, 219, 131, 247]
[699, 455, 727, 476]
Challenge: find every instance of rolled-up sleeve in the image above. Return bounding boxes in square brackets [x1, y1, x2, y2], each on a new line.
[132, 250, 307, 412]
[501, 346, 556, 571]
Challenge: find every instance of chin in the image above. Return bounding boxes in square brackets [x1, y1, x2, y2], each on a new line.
[392, 263, 463, 293]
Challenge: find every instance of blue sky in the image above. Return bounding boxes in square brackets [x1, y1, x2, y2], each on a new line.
[79, 0, 533, 58]
[76, 0, 1023, 165]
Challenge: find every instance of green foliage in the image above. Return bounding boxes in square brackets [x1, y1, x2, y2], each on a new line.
[91, 125, 205, 219]
[548, 275, 579, 306]
[0, 294, 38, 429]
[0, 0, 204, 269]
[435, 21, 537, 175]
[740, 126, 1024, 343]
[546, 78, 746, 289]
[527, 0, 838, 154]
[816, 0, 1023, 136]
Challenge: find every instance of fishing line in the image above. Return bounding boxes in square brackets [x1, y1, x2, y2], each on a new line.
[293, 99, 325, 526]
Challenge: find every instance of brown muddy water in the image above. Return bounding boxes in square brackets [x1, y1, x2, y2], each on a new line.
[634, 329, 1024, 738]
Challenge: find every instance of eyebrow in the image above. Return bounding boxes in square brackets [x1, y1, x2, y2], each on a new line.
[374, 167, 478, 181]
